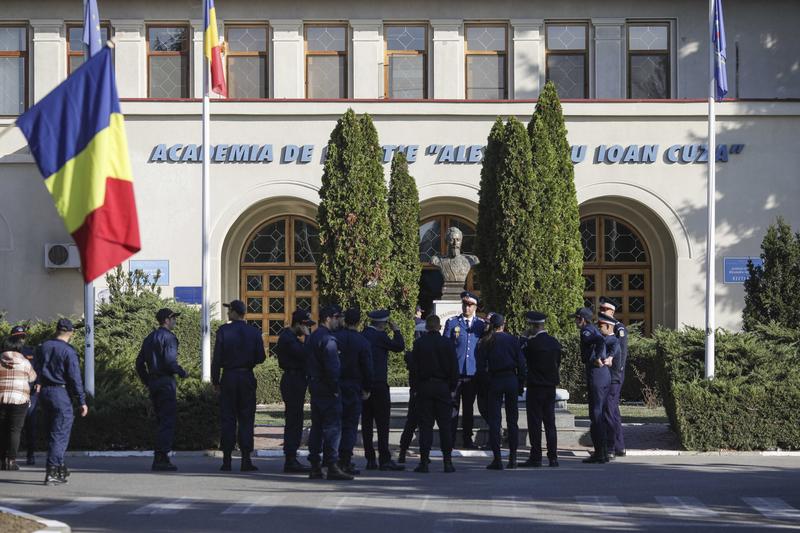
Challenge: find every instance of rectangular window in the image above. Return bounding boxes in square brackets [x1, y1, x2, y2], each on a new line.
[627, 23, 670, 99]
[147, 25, 189, 98]
[225, 25, 268, 98]
[545, 23, 588, 99]
[0, 26, 27, 115]
[465, 24, 507, 99]
[67, 24, 110, 75]
[305, 25, 347, 99]
[384, 24, 427, 99]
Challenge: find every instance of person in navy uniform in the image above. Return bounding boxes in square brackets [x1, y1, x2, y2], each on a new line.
[573, 307, 612, 464]
[334, 308, 374, 475]
[361, 309, 405, 471]
[276, 308, 315, 473]
[307, 305, 351, 481]
[598, 297, 628, 458]
[410, 314, 458, 474]
[442, 291, 486, 449]
[35, 319, 88, 485]
[212, 300, 267, 472]
[398, 308, 427, 464]
[135, 308, 188, 472]
[10, 326, 38, 466]
[520, 311, 562, 468]
[476, 314, 526, 470]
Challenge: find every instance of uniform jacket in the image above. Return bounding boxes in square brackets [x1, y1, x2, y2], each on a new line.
[475, 332, 527, 381]
[307, 325, 341, 393]
[211, 320, 267, 386]
[36, 339, 86, 405]
[334, 328, 374, 391]
[604, 334, 624, 384]
[443, 314, 485, 376]
[614, 321, 628, 375]
[362, 326, 404, 383]
[409, 331, 459, 391]
[136, 327, 187, 385]
[523, 330, 562, 387]
[579, 324, 607, 370]
[275, 327, 308, 372]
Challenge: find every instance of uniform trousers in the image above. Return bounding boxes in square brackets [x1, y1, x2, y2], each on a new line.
[219, 369, 257, 454]
[487, 374, 519, 455]
[361, 382, 391, 464]
[603, 380, 626, 453]
[338, 382, 362, 462]
[451, 376, 481, 444]
[308, 381, 342, 467]
[399, 393, 419, 450]
[279, 370, 307, 458]
[0, 403, 28, 461]
[39, 386, 75, 467]
[23, 391, 38, 456]
[526, 385, 558, 461]
[147, 376, 177, 454]
[417, 380, 453, 456]
[587, 367, 611, 457]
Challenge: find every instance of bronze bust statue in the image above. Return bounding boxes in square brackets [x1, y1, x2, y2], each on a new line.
[432, 227, 479, 300]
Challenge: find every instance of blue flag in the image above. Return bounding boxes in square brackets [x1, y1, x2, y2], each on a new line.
[713, 0, 728, 100]
[83, 0, 102, 57]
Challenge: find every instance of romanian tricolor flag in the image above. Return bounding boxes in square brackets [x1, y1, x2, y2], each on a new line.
[205, 0, 227, 96]
[16, 47, 140, 283]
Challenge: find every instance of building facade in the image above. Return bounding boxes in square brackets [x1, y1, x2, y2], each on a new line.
[1, 0, 799, 349]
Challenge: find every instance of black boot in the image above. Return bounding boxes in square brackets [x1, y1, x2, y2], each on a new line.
[44, 465, 63, 485]
[284, 456, 311, 473]
[365, 456, 378, 470]
[413, 453, 430, 473]
[309, 461, 324, 480]
[220, 452, 232, 471]
[398, 447, 407, 464]
[58, 464, 69, 483]
[507, 451, 517, 470]
[379, 459, 405, 471]
[520, 454, 542, 468]
[326, 463, 354, 481]
[443, 454, 455, 473]
[486, 454, 503, 470]
[241, 453, 258, 472]
[338, 455, 359, 476]
[152, 452, 178, 471]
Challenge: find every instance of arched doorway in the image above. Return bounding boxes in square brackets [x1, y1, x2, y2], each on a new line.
[580, 214, 651, 333]
[418, 215, 479, 313]
[240, 215, 320, 355]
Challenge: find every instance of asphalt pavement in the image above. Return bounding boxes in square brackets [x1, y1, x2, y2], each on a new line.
[1, 455, 799, 532]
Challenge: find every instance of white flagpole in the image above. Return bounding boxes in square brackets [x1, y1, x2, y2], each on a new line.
[705, 0, 716, 380]
[201, 35, 212, 382]
[83, 0, 95, 396]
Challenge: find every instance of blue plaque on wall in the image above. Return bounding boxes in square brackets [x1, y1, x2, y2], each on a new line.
[723, 257, 763, 284]
[174, 286, 202, 305]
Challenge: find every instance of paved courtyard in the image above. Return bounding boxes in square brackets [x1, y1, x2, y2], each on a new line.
[1, 455, 799, 532]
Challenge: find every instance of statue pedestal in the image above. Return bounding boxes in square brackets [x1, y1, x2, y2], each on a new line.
[432, 300, 462, 329]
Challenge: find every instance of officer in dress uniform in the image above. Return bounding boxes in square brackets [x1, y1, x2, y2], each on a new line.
[398, 310, 427, 464]
[276, 309, 315, 473]
[410, 314, 458, 474]
[520, 311, 562, 468]
[361, 309, 405, 471]
[443, 291, 486, 449]
[476, 314, 526, 470]
[10, 326, 38, 465]
[35, 319, 88, 485]
[598, 297, 628, 458]
[573, 308, 612, 464]
[212, 300, 267, 472]
[334, 308, 374, 475]
[135, 308, 188, 472]
[306, 305, 352, 481]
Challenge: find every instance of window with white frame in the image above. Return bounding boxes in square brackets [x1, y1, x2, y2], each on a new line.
[545, 23, 589, 99]
[0, 26, 27, 115]
[627, 23, 670, 99]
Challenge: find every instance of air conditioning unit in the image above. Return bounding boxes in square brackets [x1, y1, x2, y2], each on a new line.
[44, 243, 81, 269]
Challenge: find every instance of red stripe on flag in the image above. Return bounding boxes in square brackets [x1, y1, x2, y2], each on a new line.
[210, 46, 227, 97]
[72, 177, 141, 283]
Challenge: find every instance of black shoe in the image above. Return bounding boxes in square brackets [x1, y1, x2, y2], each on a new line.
[443, 458, 455, 473]
[309, 465, 324, 479]
[44, 465, 64, 486]
[241, 457, 258, 472]
[57, 465, 69, 483]
[220, 453, 232, 472]
[582, 454, 606, 464]
[413, 461, 429, 473]
[344, 462, 360, 476]
[152, 452, 178, 471]
[486, 458, 503, 470]
[326, 463, 354, 481]
[507, 452, 517, 470]
[519, 458, 542, 468]
[616, 450, 626, 457]
[548, 459, 560, 467]
[26, 454, 35, 466]
[379, 460, 405, 471]
[284, 457, 312, 473]
[398, 448, 407, 464]
[365, 458, 378, 470]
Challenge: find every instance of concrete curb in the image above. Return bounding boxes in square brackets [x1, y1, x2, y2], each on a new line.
[0, 506, 71, 533]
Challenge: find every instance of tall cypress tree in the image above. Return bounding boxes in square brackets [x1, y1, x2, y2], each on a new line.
[387, 151, 421, 339]
[528, 81, 585, 337]
[317, 109, 393, 313]
[475, 118, 506, 313]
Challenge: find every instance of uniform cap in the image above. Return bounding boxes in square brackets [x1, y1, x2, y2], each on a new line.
[489, 313, 505, 328]
[156, 308, 181, 323]
[367, 309, 391, 322]
[10, 325, 27, 337]
[223, 299, 246, 315]
[598, 297, 616, 312]
[56, 318, 75, 332]
[460, 291, 479, 305]
[525, 311, 547, 324]
[344, 308, 361, 326]
[597, 312, 616, 326]
[572, 307, 593, 322]
[291, 309, 316, 326]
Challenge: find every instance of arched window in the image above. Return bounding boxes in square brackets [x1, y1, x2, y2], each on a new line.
[241, 216, 320, 354]
[581, 215, 651, 333]
[418, 215, 478, 314]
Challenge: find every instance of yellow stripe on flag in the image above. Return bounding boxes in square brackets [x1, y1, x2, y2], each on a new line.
[44, 113, 133, 234]
[205, 6, 220, 60]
